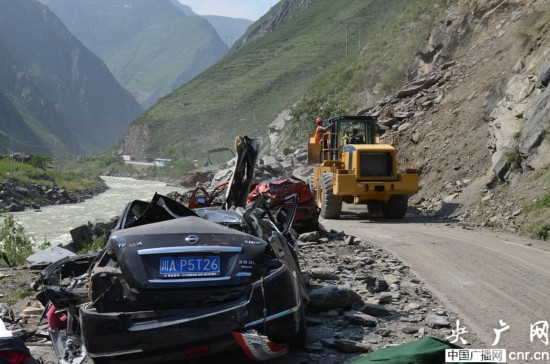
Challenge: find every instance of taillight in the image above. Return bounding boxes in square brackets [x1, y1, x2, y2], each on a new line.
[232, 330, 288, 361]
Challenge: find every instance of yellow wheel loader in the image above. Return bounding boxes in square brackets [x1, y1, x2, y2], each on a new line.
[307, 115, 419, 219]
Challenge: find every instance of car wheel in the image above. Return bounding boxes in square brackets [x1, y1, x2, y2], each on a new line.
[287, 306, 308, 349]
[88, 356, 110, 364]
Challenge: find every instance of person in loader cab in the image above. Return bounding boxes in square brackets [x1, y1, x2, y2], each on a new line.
[350, 128, 364, 144]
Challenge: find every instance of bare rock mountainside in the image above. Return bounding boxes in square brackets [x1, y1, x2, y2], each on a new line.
[367, 0, 550, 237]
[232, 0, 314, 49]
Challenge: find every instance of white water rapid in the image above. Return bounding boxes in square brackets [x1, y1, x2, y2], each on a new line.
[11, 176, 186, 246]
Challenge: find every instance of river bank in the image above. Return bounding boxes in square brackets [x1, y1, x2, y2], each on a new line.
[0, 178, 108, 214]
[11, 177, 187, 246]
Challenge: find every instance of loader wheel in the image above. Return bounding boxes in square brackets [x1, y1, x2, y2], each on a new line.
[317, 173, 342, 219]
[382, 195, 409, 219]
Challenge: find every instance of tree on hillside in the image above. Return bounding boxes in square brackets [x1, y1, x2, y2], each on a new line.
[29, 154, 53, 170]
[284, 92, 351, 147]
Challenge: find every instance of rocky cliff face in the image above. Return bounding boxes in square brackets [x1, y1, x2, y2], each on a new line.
[358, 0, 550, 235]
[232, 0, 317, 50]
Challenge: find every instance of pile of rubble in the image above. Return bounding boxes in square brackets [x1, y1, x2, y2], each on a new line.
[179, 147, 313, 189]
[287, 229, 480, 363]
[0, 227, 480, 364]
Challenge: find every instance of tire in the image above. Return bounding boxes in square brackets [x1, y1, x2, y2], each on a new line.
[317, 173, 342, 219]
[87, 356, 110, 364]
[300, 215, 319, 233]
[382, 195, 409, 219]
[286, 306, 308, 349]
[270, 305, 307, 349]
[367, 203, 381, 216]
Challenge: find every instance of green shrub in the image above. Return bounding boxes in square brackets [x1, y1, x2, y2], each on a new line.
[28, 154, 53, 170]
[5, 286, 36, 306]
[506, 147, 522, 170]
[526, 192, 550, 211]
[537, 223, 550, 241]
[282, 91, 351, 149]
[0, 215, 35, 266]
[38, 238, 51, 251]
[79, 236, 107, 254]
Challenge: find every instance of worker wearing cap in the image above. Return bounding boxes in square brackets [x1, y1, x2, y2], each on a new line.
[314, 118, 331, 144]
[314, 118, 332, 162]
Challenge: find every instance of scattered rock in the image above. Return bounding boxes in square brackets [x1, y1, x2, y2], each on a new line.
[308, 286, 363, 309]
[425, 314, 450, 328]
[310, 268, 340, 281]
[343, 310, 378, 327]
[357, 303, 391, 317]
[26, 246, 76, 266]
[402, 326, 419, 334]
[321, 338, 372, 353]
[299, 231, 320, 242]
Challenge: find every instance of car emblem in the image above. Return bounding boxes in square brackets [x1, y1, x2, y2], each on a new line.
[185, 235, 199, 244]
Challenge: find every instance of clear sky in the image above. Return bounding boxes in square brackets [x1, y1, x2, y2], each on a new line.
[179, 0, 279, 21]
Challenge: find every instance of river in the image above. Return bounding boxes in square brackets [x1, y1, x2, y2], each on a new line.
[12, 176, 186, 246]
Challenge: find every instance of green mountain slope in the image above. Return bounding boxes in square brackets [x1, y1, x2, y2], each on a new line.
[41, 0, 228, 108]
[119, 0, 445, 166]
[0, 0, 143, 156]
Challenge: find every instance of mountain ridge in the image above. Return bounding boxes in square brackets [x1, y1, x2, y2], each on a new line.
[118, 0, 444, 165]
[40, 0, 232, 108]
[0, 0, 143, 156]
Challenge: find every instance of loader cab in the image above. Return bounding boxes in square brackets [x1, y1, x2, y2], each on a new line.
[307, 115, 379, 164]
[338, 117, 378, 147]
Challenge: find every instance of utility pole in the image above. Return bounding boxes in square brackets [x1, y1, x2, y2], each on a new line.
[10, 140, 14, 175]
[345, 23, 349, 58]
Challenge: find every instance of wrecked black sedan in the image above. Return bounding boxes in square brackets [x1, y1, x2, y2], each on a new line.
[36, 137, 308, 363]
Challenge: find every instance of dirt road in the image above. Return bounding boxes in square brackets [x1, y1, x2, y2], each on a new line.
[324, 207, 550, 363]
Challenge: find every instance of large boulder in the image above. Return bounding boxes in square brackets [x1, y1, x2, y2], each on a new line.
[519, 88, 550, 168]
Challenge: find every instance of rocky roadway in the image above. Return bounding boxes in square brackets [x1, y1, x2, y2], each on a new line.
[0, 223, 481, 363]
